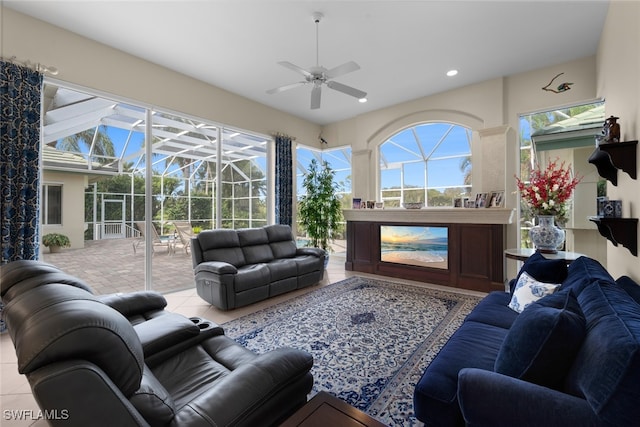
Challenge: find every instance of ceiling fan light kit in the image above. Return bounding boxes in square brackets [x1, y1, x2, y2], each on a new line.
[266, 12, 367, 110]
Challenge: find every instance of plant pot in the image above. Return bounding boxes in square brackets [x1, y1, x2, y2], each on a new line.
[529, 215, 565, 254]
[48, 246, 62, 253]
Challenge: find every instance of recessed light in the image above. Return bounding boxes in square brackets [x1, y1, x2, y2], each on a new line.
[446, 69, 458, 77]
[359, 98, 367, 103]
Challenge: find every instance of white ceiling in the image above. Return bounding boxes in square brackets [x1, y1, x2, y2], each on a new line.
[5, 1, 610, 126]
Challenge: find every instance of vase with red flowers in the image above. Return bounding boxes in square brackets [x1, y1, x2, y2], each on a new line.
[515, 159, 582, 253]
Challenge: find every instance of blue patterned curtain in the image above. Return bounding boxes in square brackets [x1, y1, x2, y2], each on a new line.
[274, 134, 293, 226]
[1, 61, 43, 263]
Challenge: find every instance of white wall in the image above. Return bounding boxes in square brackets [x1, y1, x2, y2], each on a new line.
[41, 171, 87, 250]
[596, 1, 640, 280]
[0, 7, 322, 146]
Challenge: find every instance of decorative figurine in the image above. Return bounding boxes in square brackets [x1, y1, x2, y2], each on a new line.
[603, 115, 621, 143]
[542, 72, 573, 93]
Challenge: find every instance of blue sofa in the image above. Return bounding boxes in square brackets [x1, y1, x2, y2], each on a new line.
[414, 254, 640, 427]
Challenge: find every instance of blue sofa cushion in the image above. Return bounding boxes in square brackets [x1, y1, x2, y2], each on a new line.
[464, 291, 518, 330]
[565, 282, 640, 426]
[495, 290, 585, 390]
[414, 320, 507, 426]
[560, 256, 615, 295]
[510, 252, 568, 294]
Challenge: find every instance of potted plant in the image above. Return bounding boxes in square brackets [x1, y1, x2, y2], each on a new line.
[298, 158, 343, 260]
[42, 233, 71, 253]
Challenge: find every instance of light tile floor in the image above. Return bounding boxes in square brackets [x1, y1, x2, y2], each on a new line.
[1, 244, 484, 426]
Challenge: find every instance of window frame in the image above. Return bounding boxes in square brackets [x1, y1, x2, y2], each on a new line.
[378, 122, 472, 208]
[42, 183, 63, 226]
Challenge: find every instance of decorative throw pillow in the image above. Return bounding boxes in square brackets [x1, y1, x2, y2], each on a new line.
[508, 271, 560, 313]
[496, 290, 586, 390]
[510, 252, 568, 294]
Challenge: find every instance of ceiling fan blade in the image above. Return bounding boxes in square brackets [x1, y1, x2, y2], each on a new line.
[326, 80, 367, 99]
[266, 81, 306, 94]
[325, 61, 360, 79]
[310, 86, 322, 110]
[278, 61, 313, 78]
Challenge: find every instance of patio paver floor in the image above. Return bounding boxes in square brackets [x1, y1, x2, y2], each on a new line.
[42, 238, 195, 295]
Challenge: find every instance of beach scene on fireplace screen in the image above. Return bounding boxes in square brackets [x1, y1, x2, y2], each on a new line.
[380, 225, 448, 269]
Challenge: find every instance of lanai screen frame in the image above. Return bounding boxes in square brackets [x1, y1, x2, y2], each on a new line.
[42, 80, 271, 238]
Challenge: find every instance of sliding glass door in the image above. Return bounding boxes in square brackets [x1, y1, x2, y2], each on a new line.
[40, 82, 269, 294]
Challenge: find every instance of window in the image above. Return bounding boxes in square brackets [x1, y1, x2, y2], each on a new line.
[296, 145, 352, 201]
[42, 184, 62, 225]
[379, 123, 472, 207]
[296, 145, 351, 246]
[518, 101, 605, 248]
[40, 83, 269, 293]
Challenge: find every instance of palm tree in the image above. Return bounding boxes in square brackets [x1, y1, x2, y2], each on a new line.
[460, 156, 472, 186]
[54, 126, 115, 163]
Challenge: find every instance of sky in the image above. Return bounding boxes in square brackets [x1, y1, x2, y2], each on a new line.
[380, 225, 448, 244]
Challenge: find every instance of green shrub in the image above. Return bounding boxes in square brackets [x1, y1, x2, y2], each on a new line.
[42, 233, 71, 248]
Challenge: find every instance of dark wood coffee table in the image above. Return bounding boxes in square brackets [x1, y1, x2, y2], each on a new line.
[281, 391, 387, 427]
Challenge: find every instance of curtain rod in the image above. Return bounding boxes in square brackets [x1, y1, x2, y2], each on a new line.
[1, 56, 59, 75]
[272, 132, 297, 141]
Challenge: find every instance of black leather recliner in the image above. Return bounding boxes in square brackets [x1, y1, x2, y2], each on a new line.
[1, 260, 314, 427]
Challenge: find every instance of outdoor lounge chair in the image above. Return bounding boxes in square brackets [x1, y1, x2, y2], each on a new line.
[172, 220, 194, 254]
[132, 221, 174, 254]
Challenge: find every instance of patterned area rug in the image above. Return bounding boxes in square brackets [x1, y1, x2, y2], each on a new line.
[222, 276, 482, 426]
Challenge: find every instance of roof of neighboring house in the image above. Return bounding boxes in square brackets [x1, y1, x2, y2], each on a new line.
[531, 105, 605, 151]
[43, 145, 119, 179]
[532, 105, 605, 138]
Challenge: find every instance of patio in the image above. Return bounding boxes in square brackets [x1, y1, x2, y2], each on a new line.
[41, 236, 347, 296]
[42, 237, 194, 295]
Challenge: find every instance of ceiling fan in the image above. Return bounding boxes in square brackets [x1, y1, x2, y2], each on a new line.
[266, 12, 367, 110]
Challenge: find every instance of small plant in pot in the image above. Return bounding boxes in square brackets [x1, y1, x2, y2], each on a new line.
[42, 233, 71, 253]
[298, 158, 343, 265]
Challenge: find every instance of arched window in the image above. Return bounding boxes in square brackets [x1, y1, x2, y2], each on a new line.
[379, 123, 472, 207]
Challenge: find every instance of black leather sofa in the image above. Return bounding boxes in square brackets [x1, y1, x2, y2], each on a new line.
[1, 260, 314, 427]
[191, 224, 325, 310]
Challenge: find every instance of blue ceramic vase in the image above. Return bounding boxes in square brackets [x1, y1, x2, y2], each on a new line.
[529, 215, 565, 254]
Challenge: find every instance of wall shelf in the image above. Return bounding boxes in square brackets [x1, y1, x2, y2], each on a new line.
[588, 140, 637, 185]
[589, 217, 638, 256]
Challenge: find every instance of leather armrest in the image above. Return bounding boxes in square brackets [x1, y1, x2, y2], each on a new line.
[171, 348, 313, 426]
[134, 313, 201, 356]
[296, 247, 325, 257]
[143, 317, 225, 366]
[27, 360, 148, 427]
[194, 261, 238, 275]
[99, 291, 167, 317]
